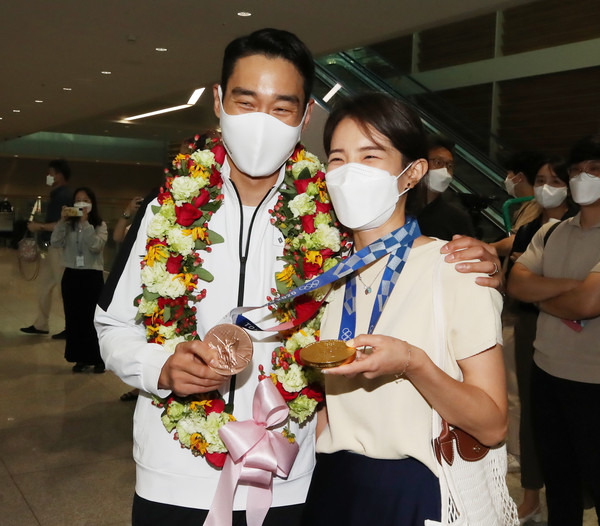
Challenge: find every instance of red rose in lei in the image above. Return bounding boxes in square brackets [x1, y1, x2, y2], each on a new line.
[175, 202, 202, 226]
[193, 189, 210, 208]
[300, 214, 316, 234]
[205, 451, 227, 468]
[294, 296, 322, 323]
[210, 166, 222, 187]
[166, 254, 183, 274]
[301, 385, 324, 403]
[275, 379, 299, 401]
[204, 398, 225, 414]
[211, 144, 226, 165]
[315, 201, 332, 214]
[303, 261, 321, 280]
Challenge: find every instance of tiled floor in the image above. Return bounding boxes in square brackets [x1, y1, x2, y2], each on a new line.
[0, 247, 597, 525]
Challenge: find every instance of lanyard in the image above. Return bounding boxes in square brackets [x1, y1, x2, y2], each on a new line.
[338, 218, 420, 340]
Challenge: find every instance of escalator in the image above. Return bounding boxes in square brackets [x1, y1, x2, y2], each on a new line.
[313, 47, 515, 242]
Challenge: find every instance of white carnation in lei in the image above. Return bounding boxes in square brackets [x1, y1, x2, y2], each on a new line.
[162, 335, 186, 355]
[171, 176, 203, 201]
[157, 275, 187, 299]
[313, 224, 341, 252]
[147, 213, 171, 239]
[288, 193, 316, 218]
[138, 296, 158, 316]
[291, 159, 319, 178]
[141, 262, 169, 290]
[275, 363, 307, 393]
[190, 150, 216, 169]
[166, 227, 195, 256]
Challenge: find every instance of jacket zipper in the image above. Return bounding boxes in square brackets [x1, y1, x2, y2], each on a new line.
[227, 181, 275, 411]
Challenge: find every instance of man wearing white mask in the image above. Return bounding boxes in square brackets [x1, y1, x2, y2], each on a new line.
[508, 134, 600, 525]
[21, 159, 72, 337]
[95, 29, 504, 526]
[417, 135, 476, 241]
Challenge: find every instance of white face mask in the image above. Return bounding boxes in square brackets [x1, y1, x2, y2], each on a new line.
[569, 172, 600, 206]
[218, 86, 305, 178]
[504, 176, 518, 197]
[46, 174, 55, 186]
[74, 201, 92, 212]
[424, 167, 452, 193]
[325, 162, 413, 231]
[534, 184, 567, 209]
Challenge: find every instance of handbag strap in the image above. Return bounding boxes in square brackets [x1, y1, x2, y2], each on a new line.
[431, 256, 489, 464]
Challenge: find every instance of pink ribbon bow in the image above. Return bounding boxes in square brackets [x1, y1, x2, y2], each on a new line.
[203, 379, 300, 526]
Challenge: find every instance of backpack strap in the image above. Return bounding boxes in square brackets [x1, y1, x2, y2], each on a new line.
[543, 221, 562, 247]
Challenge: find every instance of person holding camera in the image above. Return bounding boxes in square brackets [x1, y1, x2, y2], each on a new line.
[51, 187, 107, 373]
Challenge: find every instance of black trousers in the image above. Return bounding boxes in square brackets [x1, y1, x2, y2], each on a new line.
[132, 494, 304, 526]
[532, 364, 600, 525]
[61, 267, 104, 365]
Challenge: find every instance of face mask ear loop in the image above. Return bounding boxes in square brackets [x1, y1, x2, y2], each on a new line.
[395, 161, 415, 198]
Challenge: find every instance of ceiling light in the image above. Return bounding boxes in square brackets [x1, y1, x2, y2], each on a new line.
[0, 117, 3, 120]
[35, 100, 44, 103]
[323, 83, 343, 103]
[101, 71, 112, 75]
[13, 109, 20, 113]
[122, 87, 205, 121]
[123, 104, 191, 121]
[155, 47, 168, 52]
[237, 11, 252, 17]
[187, 88, 205, 105]
[63, 87, 72, 91]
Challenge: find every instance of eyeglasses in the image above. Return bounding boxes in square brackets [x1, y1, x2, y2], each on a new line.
[428, 157, 454, 173]
[568, 161, 600, 178]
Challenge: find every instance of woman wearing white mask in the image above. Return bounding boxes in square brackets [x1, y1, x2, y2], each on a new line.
[505, 158, 577, 524]
[52, 187, 107, 373]
[302, 93, 508, 526]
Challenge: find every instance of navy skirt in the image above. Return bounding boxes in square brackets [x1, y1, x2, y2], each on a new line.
[302, 452, 441, 526]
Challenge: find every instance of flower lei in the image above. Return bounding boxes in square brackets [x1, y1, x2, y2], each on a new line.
[136, 138, 349, 469]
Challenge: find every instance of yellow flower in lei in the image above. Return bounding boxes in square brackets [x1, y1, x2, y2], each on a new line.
[145, 244, 168, 267]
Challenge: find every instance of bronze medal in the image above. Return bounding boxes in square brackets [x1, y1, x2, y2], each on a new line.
[204, 324, 253, 375]
[299, 339, 356, 369]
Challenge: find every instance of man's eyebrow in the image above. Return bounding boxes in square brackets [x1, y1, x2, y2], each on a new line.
[230, 87, 256, 97]
[230, 87, 300, 106]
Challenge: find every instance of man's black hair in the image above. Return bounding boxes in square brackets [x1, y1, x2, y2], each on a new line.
[568, 134, 600, 166]
[48, 159, 71, 181]
[427, 134, 455, 154]
[503, 151, 545, 186]
[221, 28, 315, 107]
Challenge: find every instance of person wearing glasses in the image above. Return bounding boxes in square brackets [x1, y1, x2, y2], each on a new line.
[508, 134, 600, 525]
[417, 135, 476, 241]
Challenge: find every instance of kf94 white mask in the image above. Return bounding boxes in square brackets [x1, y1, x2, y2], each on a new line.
[218, 86, 306, 178]
[46, 174, 55, 186]
[424, 167, 452, 193]
[325, 162, 413, 231]
[534, 184, 567, 209]
[569, 172, 600, 206]
[504, 177, 518, 197]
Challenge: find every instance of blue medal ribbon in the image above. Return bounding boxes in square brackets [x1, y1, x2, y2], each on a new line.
[338, 218, 420, 340]
[230, 217, 421, 332]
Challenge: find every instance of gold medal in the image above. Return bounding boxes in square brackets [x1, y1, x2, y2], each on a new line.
[299, 339, 356, 369]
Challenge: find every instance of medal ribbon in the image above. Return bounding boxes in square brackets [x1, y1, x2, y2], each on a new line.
[226, 217, 421, 332]
[338, 219, 420, 341]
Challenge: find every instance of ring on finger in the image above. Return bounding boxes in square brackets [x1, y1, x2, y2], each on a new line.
[488, 262, 500, 276]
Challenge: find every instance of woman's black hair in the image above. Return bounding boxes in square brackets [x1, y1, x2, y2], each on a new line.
[71, 187, 102, 228]
[538, 156, 569, 186]
[323, 92, 428, 215]
[221, 28, 314, 108]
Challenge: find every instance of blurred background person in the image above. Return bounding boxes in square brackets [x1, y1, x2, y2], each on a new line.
[51, 187, 107, 373]
[417, 134, 476, 240]
[505, 156, 577, 523]
[113, 196, 143, 244]
[20, 159, 73, 337]
[492, 151, 545, 257]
